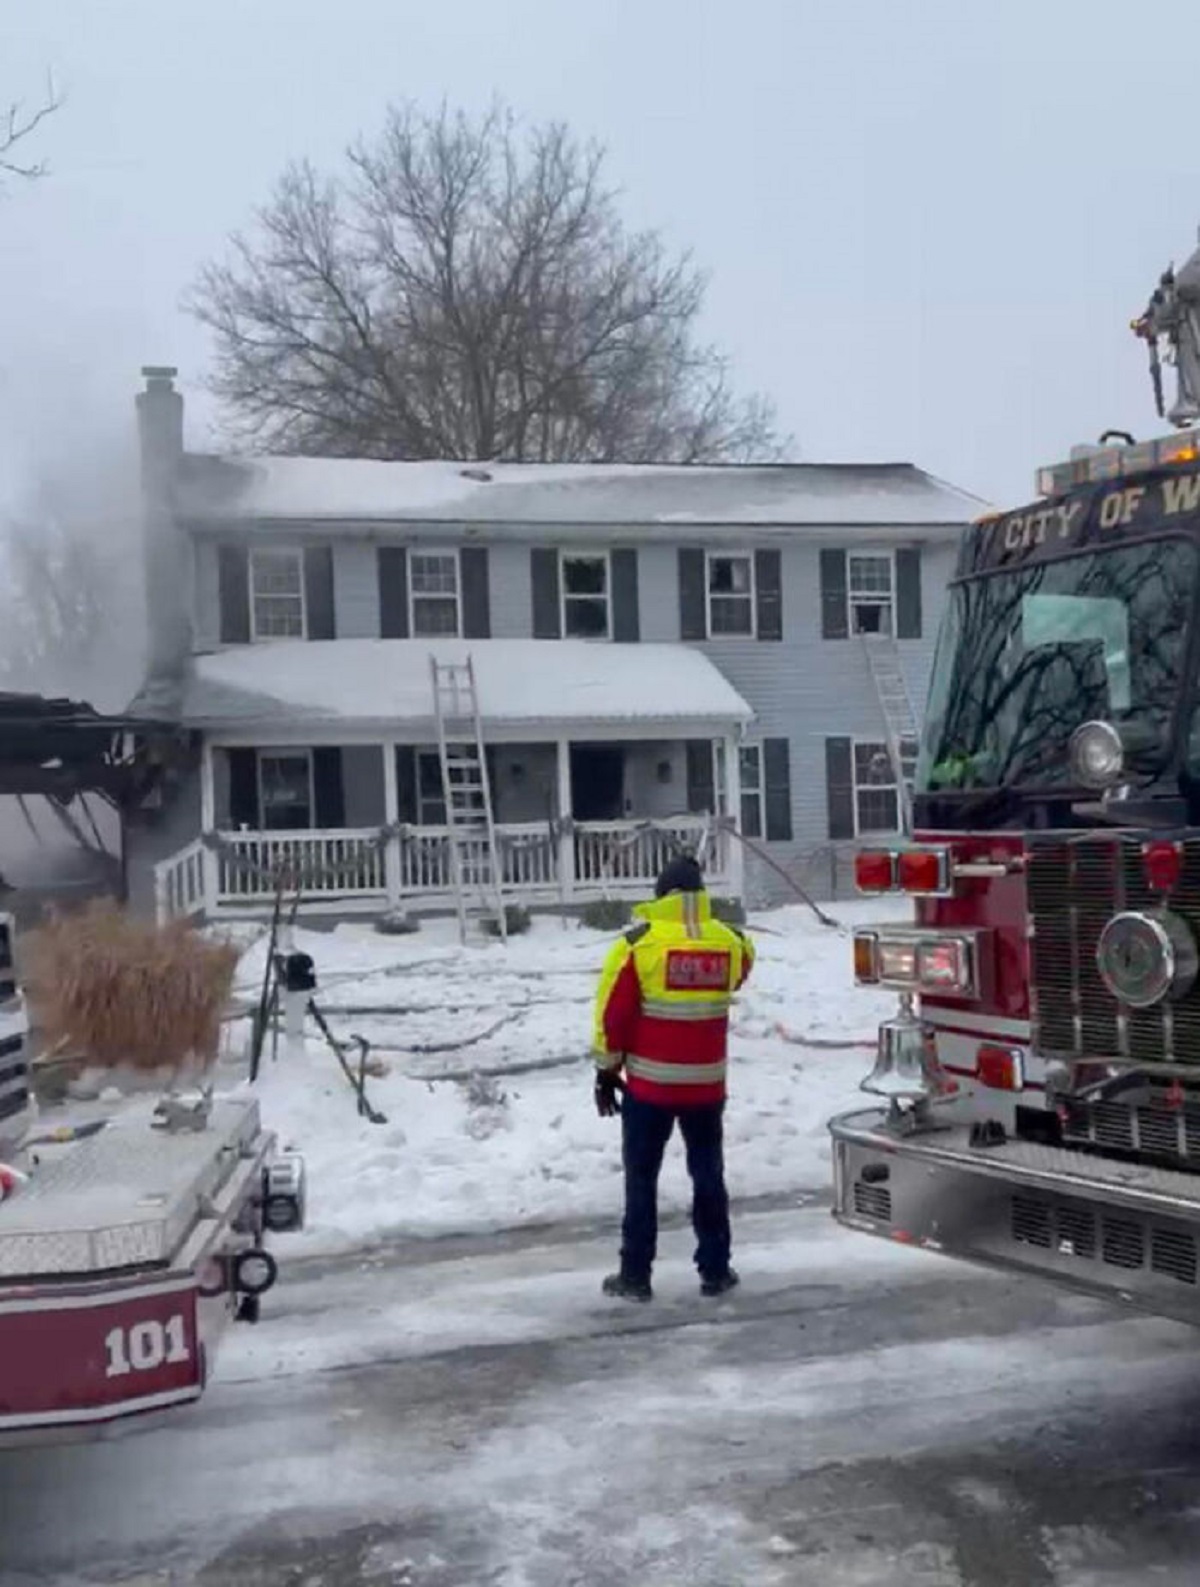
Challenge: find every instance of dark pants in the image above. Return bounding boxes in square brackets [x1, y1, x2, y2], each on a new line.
[620, 1093, 731, 1283]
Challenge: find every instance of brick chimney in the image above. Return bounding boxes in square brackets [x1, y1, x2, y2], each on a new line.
[136, 366, 192, 711]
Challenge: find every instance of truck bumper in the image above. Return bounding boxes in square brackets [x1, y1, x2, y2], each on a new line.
[831, 1106, 1200, 1326]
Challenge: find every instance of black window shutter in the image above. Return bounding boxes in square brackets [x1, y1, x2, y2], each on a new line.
[378, 547, 410, 638]
[755, 548, 783, 641]
[531, 548, 562, 638]
[611, 548, 640, 642]
[227, 748, 258, 829]
[895, 546, 923, 639]
[304, 546, 336, 640]
[461, 546, 491, 638]
[218, 545, 251, 644]
[825, 736, 856, 840]
[679, 549, 706, 641]
[763, 738, 793, 841]
[395, 746, 418, 824]
[312, 747, 345, 828]
[820, 548, 848, 640]
[684, 740, 716, 815]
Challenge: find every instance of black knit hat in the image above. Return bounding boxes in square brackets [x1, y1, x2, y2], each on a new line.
[655, 854, 704, 898]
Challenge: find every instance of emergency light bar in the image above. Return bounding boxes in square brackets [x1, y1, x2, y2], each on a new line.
[1036, 429, 1200, 497]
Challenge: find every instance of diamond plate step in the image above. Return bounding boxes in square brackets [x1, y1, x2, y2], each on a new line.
[0, 1096, 264, 1278]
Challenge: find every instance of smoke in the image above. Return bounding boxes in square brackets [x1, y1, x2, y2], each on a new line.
[0, 422, 146, 713]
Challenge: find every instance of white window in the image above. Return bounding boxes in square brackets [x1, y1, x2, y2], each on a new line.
[561, 552, 611, 638]
[250, 549, 306, 640]
[738, 744, 764, 839]
[410, 551, 461, 637]
[257, 751, 314, 831]
[848, 553, 894, 636]
[706, 553, 755, 637]
[416, 749, 448, 825]
[852, 740, 914, 835]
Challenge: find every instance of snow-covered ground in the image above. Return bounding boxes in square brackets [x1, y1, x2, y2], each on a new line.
[220, 898, 909, 1258]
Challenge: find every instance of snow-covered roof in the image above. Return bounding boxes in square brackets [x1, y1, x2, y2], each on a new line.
[178, 456, 986, 534]
[178, 639, 754, 731]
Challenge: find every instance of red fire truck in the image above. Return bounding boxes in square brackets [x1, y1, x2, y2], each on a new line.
[829, 229, 1200, 1322]
[0, 696, 306, 1445]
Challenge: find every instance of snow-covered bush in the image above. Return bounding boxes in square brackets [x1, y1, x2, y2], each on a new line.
[580, 899, 633, 932]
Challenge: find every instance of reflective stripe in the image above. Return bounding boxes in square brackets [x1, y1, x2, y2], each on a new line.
[641, 996, 730, 1022]
[626, 1055, 727, 1085]
[683, 894, 701, 936]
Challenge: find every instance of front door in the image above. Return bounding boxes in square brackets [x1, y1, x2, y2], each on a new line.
[570, 745, 625, 821]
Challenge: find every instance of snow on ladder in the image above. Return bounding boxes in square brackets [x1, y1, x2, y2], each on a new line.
[429, 656, 508, 945]
[862, 636, 919, 832]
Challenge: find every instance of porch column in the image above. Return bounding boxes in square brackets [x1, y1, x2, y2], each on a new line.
[381, 741, 402, 907]
[724, 733, 745, 903]
[555, 738, 576, 902]
[199, 741, 218, 914]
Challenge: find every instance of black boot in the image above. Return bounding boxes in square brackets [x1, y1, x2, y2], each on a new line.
[700, 1267, 739, 1298]
[602, 1271, 653, 1303]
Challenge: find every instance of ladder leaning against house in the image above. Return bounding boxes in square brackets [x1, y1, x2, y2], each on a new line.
[429, 656, 508, 944]
[861, 635, 919, 832]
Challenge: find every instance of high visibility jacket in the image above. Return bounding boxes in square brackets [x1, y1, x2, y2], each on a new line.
[592, 890, 754, 1107]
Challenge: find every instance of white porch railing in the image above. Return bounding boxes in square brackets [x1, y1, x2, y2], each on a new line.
[574, 820, 729, 891]
[153, 817, 732, 920]
[153, 838, 208, 921]
[214, 829, 389, 901]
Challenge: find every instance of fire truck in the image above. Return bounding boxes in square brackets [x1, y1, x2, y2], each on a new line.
[829, 227, 1200, 1323]
[0, 694, 306, 1445]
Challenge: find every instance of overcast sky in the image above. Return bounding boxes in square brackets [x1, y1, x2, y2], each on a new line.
[1, 0, 1195, 510]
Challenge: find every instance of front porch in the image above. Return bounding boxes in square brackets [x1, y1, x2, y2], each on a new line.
[154, 735, 743, 922]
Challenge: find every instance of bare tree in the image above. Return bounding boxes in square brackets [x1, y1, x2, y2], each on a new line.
[191, 103, 783, 463]
[0, 78, 60, 179]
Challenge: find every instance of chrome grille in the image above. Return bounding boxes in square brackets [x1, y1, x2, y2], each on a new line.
[1028, 835, 1200, 1062]
[852, 1182, 892, 1223]
[1011, 1193, 1199, 1286]
[1062, 1096, 1200, 1167]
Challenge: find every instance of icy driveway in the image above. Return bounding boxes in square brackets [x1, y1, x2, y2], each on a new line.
[4, 1204, 1200, 1586]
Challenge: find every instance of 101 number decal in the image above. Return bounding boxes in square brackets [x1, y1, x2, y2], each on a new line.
[104, 1315, 190, 1379]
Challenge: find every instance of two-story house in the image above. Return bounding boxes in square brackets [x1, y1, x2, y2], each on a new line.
[128, 368, 985, 923]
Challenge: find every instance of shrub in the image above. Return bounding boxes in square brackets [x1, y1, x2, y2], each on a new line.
[710, 896, 747, 927]
[481, 905, 532, 937]
[22, 901, 238, 1073]
[375, 908, 421, 936]
[581, 898, 634, 932]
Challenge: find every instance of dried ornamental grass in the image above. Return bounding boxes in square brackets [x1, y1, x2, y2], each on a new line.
[21, 901, 238, 1073]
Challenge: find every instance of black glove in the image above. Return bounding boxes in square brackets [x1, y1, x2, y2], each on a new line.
[594, 1069, 621, 1118]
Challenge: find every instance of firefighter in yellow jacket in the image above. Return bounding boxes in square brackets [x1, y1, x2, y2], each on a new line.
[592, 855, 754, 1302]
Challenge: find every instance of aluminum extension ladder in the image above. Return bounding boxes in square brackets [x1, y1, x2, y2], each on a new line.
[429, 656, 508, 945]
[861, 635, 919, 832]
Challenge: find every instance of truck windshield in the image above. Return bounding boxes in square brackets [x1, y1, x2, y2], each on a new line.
[918, 537, 1198, 793]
